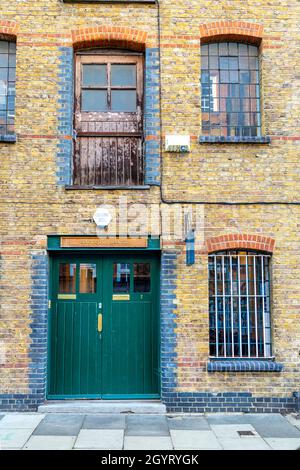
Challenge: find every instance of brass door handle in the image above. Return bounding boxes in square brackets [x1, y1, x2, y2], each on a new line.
[98, 313, 102, 333]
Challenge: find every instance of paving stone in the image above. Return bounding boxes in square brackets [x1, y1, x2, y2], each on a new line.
[74, 429, 124, 450]
[211, 424, 259, 439]
[0, 414, 44, 430]
[170, 430, 222, 450]
[124, 436, 173, 450]
[126, 415, 169, 436]
[0, 429, 33, 449]
[83, 414, 125, 429]
[219, 437, 271, 450]
[167, 416, 210, 430]
[264, 438, 300, 450]
[206, 414, 251, 426]
[248, 414, 300, 438]
[33, 413, 84, 436]
[24, 435, 76, 450]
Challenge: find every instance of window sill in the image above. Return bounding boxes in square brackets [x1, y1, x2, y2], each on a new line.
[65, 185, 151, 190]
[207, 359, 283, 372]
[0, 134, 17, 143]
[199, 136, 271, 144]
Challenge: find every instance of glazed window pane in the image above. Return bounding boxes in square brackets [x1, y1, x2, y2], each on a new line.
[201, 42, 261, 138]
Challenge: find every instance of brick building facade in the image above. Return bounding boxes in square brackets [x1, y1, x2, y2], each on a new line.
[0, 0, 299, 412]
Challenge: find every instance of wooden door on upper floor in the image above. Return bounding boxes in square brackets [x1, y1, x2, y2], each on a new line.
[74, 52, 144, 187]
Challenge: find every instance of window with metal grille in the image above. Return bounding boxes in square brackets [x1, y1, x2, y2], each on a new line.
[208, 250, 272, 358]
[0, 41, 16, 136]
[201, 42, 261, 138]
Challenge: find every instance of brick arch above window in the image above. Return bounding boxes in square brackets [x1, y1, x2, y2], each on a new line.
[206, 234, 275, 254]
[72, 26, 148, 52]
[200, 21, 263, 46]
[0, 20, 19, 41]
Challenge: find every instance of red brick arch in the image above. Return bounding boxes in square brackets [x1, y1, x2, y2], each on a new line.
[206, 234, 275, 254]
[72, 26, 148, 51]
[200, 21, 263, 45]
[0, 20, 19, 41]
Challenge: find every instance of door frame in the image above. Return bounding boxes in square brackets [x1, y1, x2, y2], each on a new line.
[46, 249, 161, 400]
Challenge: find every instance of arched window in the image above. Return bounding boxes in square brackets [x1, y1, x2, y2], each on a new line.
[208, 250, 271, 358]
[201, 42, 260, 138]
[0, 40, 16, 136]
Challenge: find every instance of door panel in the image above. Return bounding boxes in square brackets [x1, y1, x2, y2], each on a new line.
[74, 54, 144, 186]
[49, 257, 102, 398]
[48, 254, 160, 399]
[102, 257, 159, 398]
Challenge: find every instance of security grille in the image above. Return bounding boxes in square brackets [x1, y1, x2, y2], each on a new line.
[208, 250, 271, 358]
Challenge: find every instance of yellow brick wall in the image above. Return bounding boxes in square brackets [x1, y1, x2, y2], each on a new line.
[0, 0, 299, 400]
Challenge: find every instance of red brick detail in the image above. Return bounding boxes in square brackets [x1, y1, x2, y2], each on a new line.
[0, 20, 19, 40]
[206, 234, 275, 254]
[72, 26, 148, 51]
[200, 21, 263, 45]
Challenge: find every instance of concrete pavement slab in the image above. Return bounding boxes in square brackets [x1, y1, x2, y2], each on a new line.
[0, 414, 44, 430]
[124, 436, 173, 450]
[167, 416, 210, 430]
[248, 414, 300, 438]
[126, 415, 169, 436]
[264, 438, 300, 450]
[211, 424, 259, 439]
[0, 429, 33, 449]
[83, 414, 125, 429]
[74, 429, 124, 450]
[219, 437, 271, 450]
[170, 430, 222, 450]
[33, 413, 84, 436]
[24, 435, 76, 450]
[206, 414, 251, 425]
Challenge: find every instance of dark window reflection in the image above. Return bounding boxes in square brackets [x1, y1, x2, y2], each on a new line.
[134, 263, 151, 292]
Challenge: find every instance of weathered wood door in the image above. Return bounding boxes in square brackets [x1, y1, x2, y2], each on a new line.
[74, 53, 144, 186]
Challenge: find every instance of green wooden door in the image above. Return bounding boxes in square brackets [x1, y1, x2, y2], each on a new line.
[48, 253, 160, 399]
[102, 256, 160, 398]
[48, 256, 102, 398]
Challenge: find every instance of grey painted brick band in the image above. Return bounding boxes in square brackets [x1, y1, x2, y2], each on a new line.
[207, 360, 284, 372]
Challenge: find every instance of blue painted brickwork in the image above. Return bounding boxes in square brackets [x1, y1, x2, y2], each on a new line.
[160, 251, 178, 403]
[56, 47, 73, 186]
[164, 392, 297, 413]
[144, 48, 160, 185]
[207, 360, 283, 372]
[0, 251, 48, 411]
[55, 47, 161, 186]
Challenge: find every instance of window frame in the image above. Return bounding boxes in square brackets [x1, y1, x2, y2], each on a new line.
[208, 249, 273, 360]
[0, 39, 16, 140]
[200, 41, 270, 144]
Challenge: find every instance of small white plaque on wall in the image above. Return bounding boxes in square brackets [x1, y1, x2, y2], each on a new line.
[165, 135, 190, 153]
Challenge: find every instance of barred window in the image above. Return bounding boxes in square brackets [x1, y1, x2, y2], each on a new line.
[201, 42, 261, 138]
[0, 40, 16, 135]
[209, 250, 272, 358]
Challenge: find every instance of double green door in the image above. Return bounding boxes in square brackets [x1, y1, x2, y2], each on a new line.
[48, 254, 160, 399]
